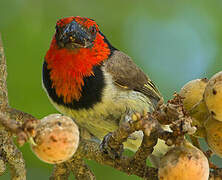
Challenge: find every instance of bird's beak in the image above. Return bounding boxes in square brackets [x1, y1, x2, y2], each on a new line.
[61, 20, 93, 48]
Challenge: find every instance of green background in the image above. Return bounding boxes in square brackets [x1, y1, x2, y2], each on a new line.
[0, 0, 222, 179]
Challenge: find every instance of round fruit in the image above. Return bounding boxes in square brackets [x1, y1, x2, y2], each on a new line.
[204, 116, 222, 157]
[31, 114, 79, 164]
[158, 141, 209, 180]
[204, 71, 222, 121]
[180, 78, 208, 111]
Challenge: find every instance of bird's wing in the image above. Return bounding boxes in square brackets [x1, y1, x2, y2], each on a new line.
[104, 50, 162, 106]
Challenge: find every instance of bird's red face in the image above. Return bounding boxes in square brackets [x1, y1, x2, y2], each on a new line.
[55, 17, 99, 49]
[45, 17, 110, 103]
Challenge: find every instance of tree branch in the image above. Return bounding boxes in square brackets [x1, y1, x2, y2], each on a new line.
[50, 163, 70, 180]
[0, 33, 27, 180]
[73, 139, 158, 180]
[0, 34, 8, 109]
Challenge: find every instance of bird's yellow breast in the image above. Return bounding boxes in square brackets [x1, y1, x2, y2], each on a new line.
[47, 69, 154, 151]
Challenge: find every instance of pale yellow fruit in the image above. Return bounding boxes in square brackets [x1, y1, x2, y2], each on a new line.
[189, 99, 209, 131]
[204, 71, 222, 121]
[180, 78, 208, 111]
[158, 141, 209, 180]
[31, 114, 79, 164]
[204, 116, 222, 157]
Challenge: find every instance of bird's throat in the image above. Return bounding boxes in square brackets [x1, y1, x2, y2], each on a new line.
[45, 34, 110, 103]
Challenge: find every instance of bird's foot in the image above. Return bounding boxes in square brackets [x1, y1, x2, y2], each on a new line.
[99, 132, 124, 159]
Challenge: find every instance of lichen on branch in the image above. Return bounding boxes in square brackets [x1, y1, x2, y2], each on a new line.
[0, 33, 26, 180]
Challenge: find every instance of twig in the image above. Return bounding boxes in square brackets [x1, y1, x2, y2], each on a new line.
[75, 139, 158, 180]
[0, 33, 27, 180]
[0, 158, 6, 176]
[50, 163, 70, 180]
[133, 114, 159, 162]
[0, 111, 38, 146]
[189, 135, 201, 149]
[0, 130, 26, 180]
[209, 168, 222, 180]
[0, 34, 8, 109]
[67, 157, 96, 180]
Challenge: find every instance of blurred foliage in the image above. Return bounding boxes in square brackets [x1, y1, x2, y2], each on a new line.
[0, 0, 222, 179]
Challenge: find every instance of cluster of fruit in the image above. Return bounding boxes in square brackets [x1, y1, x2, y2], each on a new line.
[158, 71, 222, 180]
[180, 71, 222, 157]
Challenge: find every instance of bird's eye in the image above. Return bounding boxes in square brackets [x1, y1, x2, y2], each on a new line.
[89, 25, 97, 34]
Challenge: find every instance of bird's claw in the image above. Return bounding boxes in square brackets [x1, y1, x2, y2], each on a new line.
[99, 132, 123, 159]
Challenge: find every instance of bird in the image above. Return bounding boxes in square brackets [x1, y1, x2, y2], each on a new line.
[42, 16, 163, 152]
